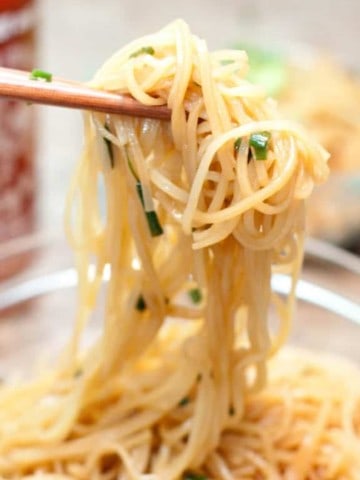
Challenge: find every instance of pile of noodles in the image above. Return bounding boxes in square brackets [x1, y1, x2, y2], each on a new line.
[1, 19, 357, 480]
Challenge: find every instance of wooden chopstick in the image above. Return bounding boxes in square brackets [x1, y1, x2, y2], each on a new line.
[0, 67, 171, 120]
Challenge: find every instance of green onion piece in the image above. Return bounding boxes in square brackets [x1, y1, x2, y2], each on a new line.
[104, 123, 114, 168]
[127, 158, 139, 181]
[234, 137, 252, 162]
[136, 182, 145, 205]
[129, 46, 155, 59]
[249, 131, 271, 160]
[30, 68, 52, 82]
[188, 288, 202, 304]
[124, 147, 140, 181]
[183, 472, 207, 480]
[178, 396, 190, 407]
[220, 59, 235, 66]
[136, 294, 147, 311]
[234, 137, 242, 154]
[136, 182, 163, 237]
[145, 211, 163, 237]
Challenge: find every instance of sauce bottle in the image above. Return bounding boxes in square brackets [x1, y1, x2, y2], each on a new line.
[0, 0, 37, 278]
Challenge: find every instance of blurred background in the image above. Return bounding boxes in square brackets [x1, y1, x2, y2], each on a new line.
[38, 0, 360, 249]
[1, 0, 360, 277]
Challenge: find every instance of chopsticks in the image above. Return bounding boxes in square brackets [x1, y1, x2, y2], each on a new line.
[0, 67, 171, 120]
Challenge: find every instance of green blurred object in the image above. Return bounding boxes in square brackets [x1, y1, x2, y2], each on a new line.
[235, 44, 288, 97]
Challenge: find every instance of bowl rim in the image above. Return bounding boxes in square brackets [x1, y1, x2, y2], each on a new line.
[0, 232, 359, 272]
[0, 233, 359, 322]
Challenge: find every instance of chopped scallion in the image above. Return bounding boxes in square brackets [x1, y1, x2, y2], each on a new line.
[178, 396, 190, 407]
[249, 131, 271, 160]
[183, 472, 207, 480]
[145, 211, 163, 237]
[104, 123, 114, 168]
[234, 137, 242, 154]
[129, 46, 155, 59]
[136, 181, 145, 204]
[124, 147, 140, 181]
[136, 182, 163, 237]
[30, 68, 52, 82]
[188, 288, 202, 304]
[136, 294, 147, 311]
[127, 158, 139, 181]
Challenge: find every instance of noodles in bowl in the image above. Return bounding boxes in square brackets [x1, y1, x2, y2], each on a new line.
[2, 19, 359, 480]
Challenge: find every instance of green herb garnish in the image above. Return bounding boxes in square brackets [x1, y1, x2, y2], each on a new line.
[234, 137, 242, 154]
[249, 131, 271, 160]
[136, 294, 147, 311]
[104, 123, 114, 168]
[129, 46, 155, 59]
[30, 68, 52, 82]
[234, 137, 253, 162]
[126, 147, 162, 237]
[127, 157, 139, 181]
[183, 472, 207, 480]
[135, 182, 145, 204]
[124, 146, 140, 181]
[145, 211, 163, 237]
[188, 288, 202, 304]
[178, 396, 190, 407]
[136, 182, 163, 237]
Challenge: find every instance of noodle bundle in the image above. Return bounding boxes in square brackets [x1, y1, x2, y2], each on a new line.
[1, 19, 355, 480]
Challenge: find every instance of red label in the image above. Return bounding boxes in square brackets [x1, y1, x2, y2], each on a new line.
[0, 2, 36, 277]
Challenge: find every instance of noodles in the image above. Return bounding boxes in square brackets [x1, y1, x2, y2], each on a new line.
[4, 19, 359, 480]
[215, 348, 360, 480]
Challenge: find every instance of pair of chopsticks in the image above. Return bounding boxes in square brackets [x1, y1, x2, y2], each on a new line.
[0, 67, 171, 120]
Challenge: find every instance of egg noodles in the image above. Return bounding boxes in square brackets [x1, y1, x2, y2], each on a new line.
[2, 19, 358, 480]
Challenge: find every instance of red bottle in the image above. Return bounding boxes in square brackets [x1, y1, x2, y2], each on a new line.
[0, 0, 37, 278]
